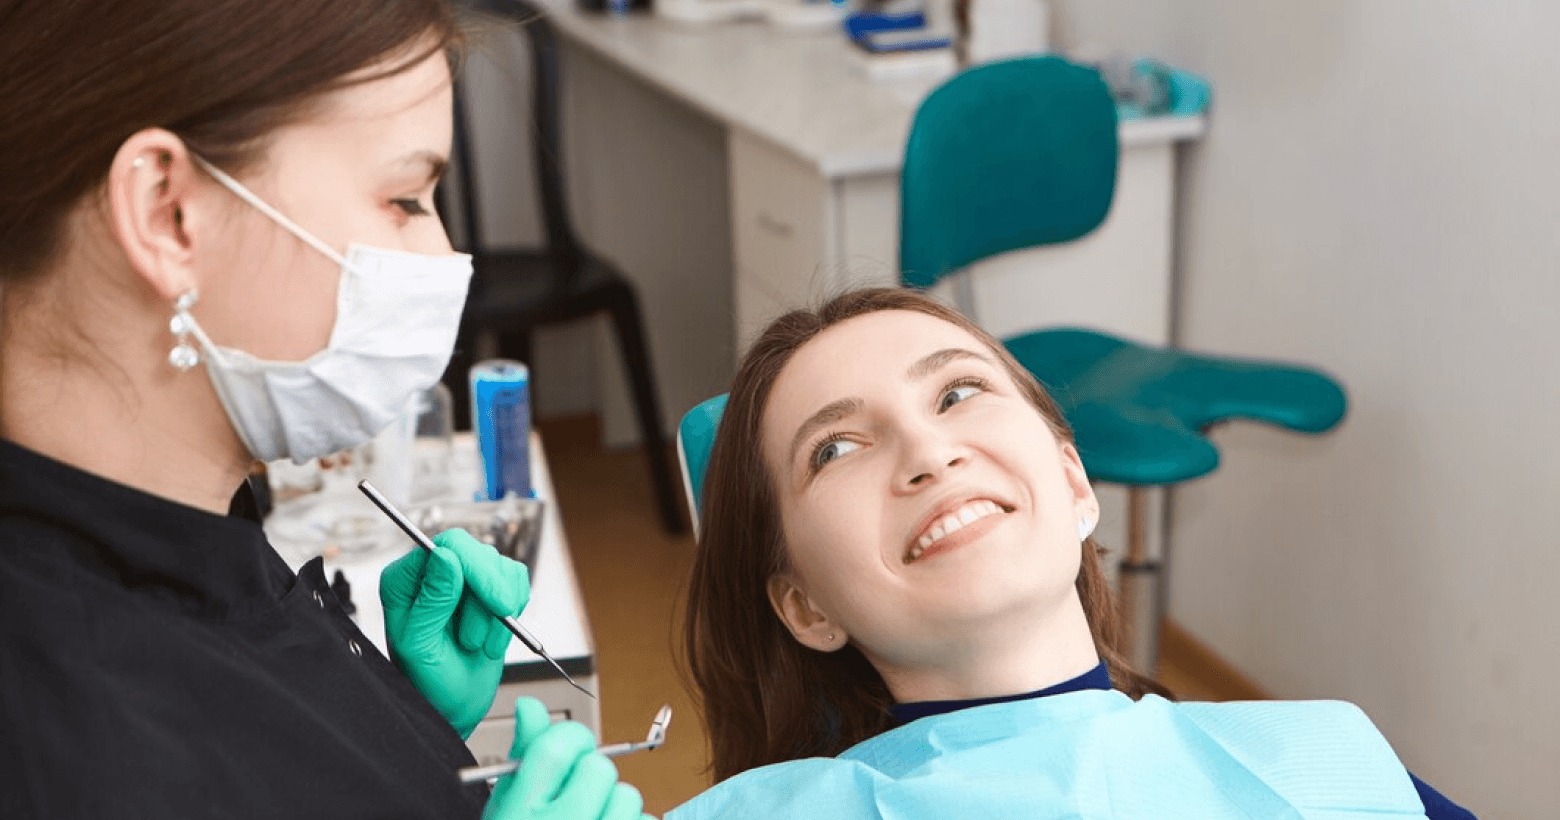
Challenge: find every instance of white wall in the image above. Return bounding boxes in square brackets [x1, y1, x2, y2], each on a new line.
[1053, 2, 1560, 816]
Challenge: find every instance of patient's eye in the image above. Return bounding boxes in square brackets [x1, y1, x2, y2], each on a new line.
[937, 377, 987, 412]
[811, 434, 861, 472]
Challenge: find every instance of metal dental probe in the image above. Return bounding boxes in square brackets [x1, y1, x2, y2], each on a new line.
[357, 480, 596, 700]
[457, 704, 674, 784]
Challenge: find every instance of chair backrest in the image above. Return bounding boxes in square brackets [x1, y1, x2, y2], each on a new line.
[675, 394, 728, 535]
[442, 0, 581, 259]
[899, 56, 1119, 290]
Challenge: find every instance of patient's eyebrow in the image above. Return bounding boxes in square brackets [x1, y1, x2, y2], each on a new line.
[788, 397, 864, 467]
[906, 348, 993, 381]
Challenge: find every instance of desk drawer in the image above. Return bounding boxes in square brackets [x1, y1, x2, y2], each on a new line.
[730, 130, 835, 319]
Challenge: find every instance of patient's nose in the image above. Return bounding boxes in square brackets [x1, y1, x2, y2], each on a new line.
[896, 428, 969, 491]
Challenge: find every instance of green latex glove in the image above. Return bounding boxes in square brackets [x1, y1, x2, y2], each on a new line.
[381, 528, 529, 738]
[483, 697, 652, 820]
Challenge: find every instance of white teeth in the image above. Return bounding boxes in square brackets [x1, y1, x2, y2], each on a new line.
[906, 499, 1007, 562]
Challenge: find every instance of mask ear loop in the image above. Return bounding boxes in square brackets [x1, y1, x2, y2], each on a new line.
[177, 154, 354, 374]
[188, 154, 350, 269]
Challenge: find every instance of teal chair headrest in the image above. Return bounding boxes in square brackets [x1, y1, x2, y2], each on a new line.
[900, 56, 1119, 289]
[676, 394, 729, 527]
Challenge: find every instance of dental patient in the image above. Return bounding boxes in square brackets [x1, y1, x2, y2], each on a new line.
[663, 288, 1474, 819]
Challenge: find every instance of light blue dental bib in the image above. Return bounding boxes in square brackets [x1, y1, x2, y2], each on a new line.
[667, 691, 1426, 820]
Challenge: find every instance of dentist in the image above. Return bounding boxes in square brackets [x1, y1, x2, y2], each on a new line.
[0, 1, 642, 817]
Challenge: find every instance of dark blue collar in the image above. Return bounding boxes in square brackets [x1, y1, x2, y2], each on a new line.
[890, 661, 1112, 725]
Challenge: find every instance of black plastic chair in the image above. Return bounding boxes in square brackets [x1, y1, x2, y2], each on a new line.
[439, 0, 686, 533]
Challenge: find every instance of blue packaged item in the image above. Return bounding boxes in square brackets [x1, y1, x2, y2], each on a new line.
[843, 9, 927, 40]
[469, 359, 532, 501]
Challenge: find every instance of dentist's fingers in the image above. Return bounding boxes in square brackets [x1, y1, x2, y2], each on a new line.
[455, 590, 492, 653]
[549, 750, 619, 816]
[485, 700, 649, 820]
[433, 529, 529, 657]
[434, 529, 531, 617]
[517, 720, 599, 805]
[508, 696, 553, 759]
[379, 546, 431, 640]
[598, 782, 647, 820]
[398, 547, 463, 658]
[481, 613, 513, 661]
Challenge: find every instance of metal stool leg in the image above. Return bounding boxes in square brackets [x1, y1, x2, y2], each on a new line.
[1119, 486, 1162, 673]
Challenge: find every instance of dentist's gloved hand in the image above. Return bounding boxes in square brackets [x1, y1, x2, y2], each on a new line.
[381, 528, 529, 738]
[483, 697, 652, 820]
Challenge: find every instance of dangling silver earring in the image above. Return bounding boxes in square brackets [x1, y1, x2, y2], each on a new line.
[168, 289, 201, 371]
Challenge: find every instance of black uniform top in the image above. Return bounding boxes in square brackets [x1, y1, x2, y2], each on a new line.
[0, 439, 488, 819]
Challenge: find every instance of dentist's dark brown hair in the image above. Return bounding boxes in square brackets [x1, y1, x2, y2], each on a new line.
[684, 287, 1170, 783]
[0, 0, 461, 283]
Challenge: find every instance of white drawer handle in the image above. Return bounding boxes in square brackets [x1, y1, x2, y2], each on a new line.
[757, 211, 793, 239]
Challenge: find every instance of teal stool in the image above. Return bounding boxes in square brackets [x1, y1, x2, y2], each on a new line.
[901, 57, 1347, 667]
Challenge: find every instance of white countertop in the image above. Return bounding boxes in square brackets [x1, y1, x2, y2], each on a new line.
[526, 0, 1206, 177]
[266, 433, 594, 671]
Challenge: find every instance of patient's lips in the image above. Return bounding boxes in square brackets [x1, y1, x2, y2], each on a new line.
[905, 497, 1009, 564]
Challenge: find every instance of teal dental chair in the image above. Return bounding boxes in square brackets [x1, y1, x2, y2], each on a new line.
[899, 56, 1347, 666]
[676, 393, 727, 537]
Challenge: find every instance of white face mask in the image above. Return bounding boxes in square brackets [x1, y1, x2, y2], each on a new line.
[184, 156, 472, 464]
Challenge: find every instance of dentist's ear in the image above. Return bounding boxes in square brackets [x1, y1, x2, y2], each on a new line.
[105, 128, 213, 303]
[767, 574, 846, 653]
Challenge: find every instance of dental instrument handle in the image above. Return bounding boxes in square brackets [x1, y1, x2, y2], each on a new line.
[359, 479, 440, 552]
[457, 742, 644, 785]
[357, 480, 596, 700]
[458, 762, 520, 784]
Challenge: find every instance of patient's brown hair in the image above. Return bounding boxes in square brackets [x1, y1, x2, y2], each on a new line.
[684, 288, 1170, 783]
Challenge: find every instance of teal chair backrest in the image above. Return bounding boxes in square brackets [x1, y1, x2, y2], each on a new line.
[675, 394, 728, 531]
[900, 56, 1119, 289]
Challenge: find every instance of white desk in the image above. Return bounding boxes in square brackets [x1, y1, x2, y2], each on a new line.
[530, 1, 1202, 177]
[463, 3, 1204, 448]
[265, 434, 599, 766]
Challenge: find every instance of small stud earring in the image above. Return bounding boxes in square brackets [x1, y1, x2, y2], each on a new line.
[1077, 517, 1096, 541]
[168, 289, 200, 371]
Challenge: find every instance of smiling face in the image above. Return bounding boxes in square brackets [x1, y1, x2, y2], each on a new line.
[760, 309, 1100, 693]
[194, 45, 455, 362]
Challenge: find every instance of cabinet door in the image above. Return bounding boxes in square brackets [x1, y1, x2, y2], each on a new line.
[729, 130, 838, 356]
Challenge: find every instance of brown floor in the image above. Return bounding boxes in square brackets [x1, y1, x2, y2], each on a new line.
[538, 415, 1265, 816]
